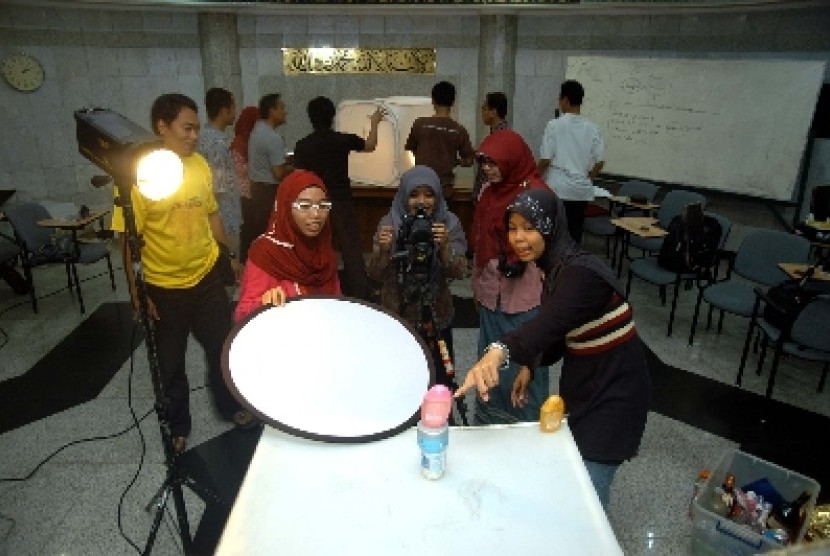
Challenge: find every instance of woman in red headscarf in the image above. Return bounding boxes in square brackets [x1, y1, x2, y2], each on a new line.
[231, 105, 261, 263]
[234, 170, 341, 322]
[469, 129, 549, 425]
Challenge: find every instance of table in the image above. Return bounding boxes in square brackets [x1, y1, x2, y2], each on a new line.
[37, 209, 108, 231]
[610, 216, 668, 276]
[216, 422, 623, 555]
[608, 195, 659, 212]
[38, 210, 109, 257]
[778, 262, 830, 281]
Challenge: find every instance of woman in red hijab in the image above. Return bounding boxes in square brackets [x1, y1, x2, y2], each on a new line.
[231, 105, 261, 263]
[469, 129, 549, 425]
[234, 170, 341, 322]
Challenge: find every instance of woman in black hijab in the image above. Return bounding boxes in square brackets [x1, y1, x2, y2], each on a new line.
[456, 188, 651, 509]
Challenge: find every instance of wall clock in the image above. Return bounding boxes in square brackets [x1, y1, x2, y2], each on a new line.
[2, 52, 45, 92]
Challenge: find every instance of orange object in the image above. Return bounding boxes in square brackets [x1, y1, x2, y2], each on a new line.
[540, 394, 565, 432]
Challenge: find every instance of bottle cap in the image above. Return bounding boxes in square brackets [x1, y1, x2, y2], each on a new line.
[421, 385, 452, 427]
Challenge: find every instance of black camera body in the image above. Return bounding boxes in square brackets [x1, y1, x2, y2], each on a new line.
[395, 206, 435, 281]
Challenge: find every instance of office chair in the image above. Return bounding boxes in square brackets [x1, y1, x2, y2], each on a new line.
[3, 202, 115, 314]
[738, 293, 830, 398]
[626, 189, 708, 260]
[688, 228, 811, 346]
[626, 212, 730, 337]
[584, 180, 660, 260]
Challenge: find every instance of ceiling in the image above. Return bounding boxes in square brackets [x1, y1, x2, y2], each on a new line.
[2, 0, 826, 16]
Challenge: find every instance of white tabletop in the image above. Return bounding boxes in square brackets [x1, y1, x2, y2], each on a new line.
[216, 422, 623, 555]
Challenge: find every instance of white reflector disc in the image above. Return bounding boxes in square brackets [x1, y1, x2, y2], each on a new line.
[223, 296, 434, 442]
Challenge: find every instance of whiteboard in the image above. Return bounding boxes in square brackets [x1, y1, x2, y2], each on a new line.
[566, 56, 826, 201]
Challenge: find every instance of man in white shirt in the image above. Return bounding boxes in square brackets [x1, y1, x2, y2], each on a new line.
[537, 80, 605, 244]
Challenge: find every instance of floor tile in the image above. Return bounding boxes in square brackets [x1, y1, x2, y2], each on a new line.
[1, 234, 828, 555]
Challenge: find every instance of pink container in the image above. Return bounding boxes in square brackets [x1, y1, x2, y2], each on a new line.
[420, 385, 452, 427]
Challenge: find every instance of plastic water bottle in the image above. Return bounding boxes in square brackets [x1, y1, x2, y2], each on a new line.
[417, 420, 449, 480]
[417, 385, 452, 480]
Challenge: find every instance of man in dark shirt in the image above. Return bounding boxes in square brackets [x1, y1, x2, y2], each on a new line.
[293, 96, 383, 300]
[405, 81, 475, 199]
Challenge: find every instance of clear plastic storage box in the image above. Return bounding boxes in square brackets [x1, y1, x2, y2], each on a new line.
[691, 448, 820, 555]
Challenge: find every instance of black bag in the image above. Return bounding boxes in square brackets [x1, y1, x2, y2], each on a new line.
[657, 203, 722, 273]
[763, 278, 830, 330]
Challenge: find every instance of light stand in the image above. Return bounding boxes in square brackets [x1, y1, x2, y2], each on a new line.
[74, 109, 224, 555]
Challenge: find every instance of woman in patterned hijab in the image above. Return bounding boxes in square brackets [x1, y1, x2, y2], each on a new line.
[458, 187, 651, 510]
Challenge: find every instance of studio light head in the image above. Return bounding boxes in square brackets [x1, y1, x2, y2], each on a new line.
[74, 108, 159, 179]
[74, 108, 183, 200]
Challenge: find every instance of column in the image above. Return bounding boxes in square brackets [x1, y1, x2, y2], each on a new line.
[198, 12, 242, 103]
[477, 14, 517, 141]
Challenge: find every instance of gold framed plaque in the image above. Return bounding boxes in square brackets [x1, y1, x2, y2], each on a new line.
[283, 48, 436, 75]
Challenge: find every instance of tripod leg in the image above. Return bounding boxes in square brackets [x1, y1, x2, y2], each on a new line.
[142, 471, 194, 556]
[182, 475, 227, 508]
[144, 483, 167, 512]
[143, 478, 172, 556]
[170, 476, 193, 553]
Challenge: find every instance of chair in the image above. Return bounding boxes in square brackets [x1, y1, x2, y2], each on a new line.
[0, 237, 26, 294]
[688, 228, 811, 346]
[626, 189, 708, 259]
[738, 292, 830, 398]
[626, 212, 731, 336]
[0, 238, 18, 265]
[584, 180, 660, 260]
[3, 202, 115, 314]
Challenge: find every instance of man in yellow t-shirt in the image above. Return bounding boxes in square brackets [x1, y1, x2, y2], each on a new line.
[112, 93, 254, 454]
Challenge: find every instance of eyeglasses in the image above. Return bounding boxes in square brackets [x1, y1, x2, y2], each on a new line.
[291, 200, 333, 212]
[476, 154, 496, 168]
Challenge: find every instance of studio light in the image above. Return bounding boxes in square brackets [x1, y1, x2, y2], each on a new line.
[74, 107, 182, 200]
[136, 149, 183, 201]
[74, 107, 205, 555]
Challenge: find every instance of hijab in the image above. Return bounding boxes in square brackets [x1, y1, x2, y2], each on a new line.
[230, 106, 259, 162]
[388, 165, 450, 231]
[472, 130, 547, 268]
[506, 188, 625, 297]
[386, 165, 458, 294]
[247, 170, 339, 294]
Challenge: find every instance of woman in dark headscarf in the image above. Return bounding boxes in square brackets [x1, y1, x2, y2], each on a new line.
[457, 188, 651, 510]
[367, 165, 467, 387]
[471, 129, 549, 424]
[234, 170, 340, 322]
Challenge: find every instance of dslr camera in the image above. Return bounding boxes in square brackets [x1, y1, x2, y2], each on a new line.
[393, 206, 435, 287]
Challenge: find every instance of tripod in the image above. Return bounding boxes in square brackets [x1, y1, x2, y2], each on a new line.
[397, 260, 470, 426]
[114, 180, 225, 555]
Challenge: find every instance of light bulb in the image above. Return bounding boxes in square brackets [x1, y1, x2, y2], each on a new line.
[136, 149, 183, 201]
